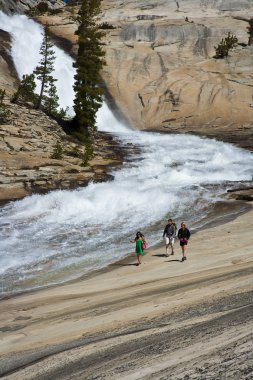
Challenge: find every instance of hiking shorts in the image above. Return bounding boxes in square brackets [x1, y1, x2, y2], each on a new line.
[165, 237, 174, 245]
[180, 239, 188, 246]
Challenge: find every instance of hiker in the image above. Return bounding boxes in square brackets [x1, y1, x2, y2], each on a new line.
[131, 231, 146, 266]
[163, 218, 176, 256]
[177, 222, 191, 262]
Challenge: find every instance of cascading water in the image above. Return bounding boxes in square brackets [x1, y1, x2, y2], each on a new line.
[0, 13, 252, 295]
[0, 12, 75, 113]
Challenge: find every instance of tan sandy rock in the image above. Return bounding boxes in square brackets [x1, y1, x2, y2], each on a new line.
[0, 101, 122, 202]
[100, 1, 253, 130]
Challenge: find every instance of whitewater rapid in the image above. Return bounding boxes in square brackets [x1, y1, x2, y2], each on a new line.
[0, 13, 252, 295]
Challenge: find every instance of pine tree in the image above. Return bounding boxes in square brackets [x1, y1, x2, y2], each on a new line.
[0, 89, 10, 124]
[43, 81, 59, 116]
[34, 25, 59, 111]
[73, 0, 105, 137]
[12, 74, 36, 104]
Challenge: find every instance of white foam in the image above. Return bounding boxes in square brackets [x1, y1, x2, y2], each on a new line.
[96, 102, 130, 132]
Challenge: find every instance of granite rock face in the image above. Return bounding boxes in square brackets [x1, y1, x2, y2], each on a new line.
[0, 0, 64, 15]
[99, 0, 253, 131]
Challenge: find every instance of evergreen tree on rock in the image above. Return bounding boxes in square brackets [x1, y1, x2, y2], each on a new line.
[12, 73, 37, 105]
[73, 0, 105, 137]
[43, 80, 60, 116]
[34, 25, 59, 111]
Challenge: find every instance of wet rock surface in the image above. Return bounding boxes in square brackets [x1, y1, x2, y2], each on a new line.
[0, 29, 19, 95]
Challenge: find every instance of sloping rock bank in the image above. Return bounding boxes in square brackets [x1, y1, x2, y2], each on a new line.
[0, 102, 123, 203]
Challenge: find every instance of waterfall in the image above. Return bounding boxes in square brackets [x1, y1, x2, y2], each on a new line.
[0, 12, 75, 113]
[0, 12, 253, 295]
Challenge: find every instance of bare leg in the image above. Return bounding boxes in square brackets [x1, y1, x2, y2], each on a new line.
[182, 245, 187, 261]
[166, 244, 170, 256]
[137, 254, 141, 265]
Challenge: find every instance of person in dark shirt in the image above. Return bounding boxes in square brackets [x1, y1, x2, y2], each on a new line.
[177, 222, 190, 262]
[163, 218, 176, 257]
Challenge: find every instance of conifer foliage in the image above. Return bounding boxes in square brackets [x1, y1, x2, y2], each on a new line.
[12, 74, 36, 104]
[0, 89, 10, 124]
[214, 32, 238, 59]
[73, 0, 105, 137]
[34, 25, 59, 113]
[12, 25, 65, 118]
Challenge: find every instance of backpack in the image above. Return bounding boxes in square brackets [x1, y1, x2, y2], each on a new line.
[173, 222, 177, 236]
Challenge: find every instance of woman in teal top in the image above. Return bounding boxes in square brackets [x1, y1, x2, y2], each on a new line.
[131, 231, 145, 266]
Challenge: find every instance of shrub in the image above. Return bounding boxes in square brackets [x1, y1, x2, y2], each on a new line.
[99, 22, 116, 30]
[36, 2, 49, 14]
[0, 89, 10, 124]
[12, 74, 37, 105]
[80, 141, 94, 166]
[51, 142, 64, 159]
[214, 32, 238, 59]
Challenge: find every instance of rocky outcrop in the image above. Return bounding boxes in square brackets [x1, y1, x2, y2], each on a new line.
[35, 0, 253, 135]
[100, 0, 253, 132]
[0, 0, 64, 15]
[0, 101, 123, 203]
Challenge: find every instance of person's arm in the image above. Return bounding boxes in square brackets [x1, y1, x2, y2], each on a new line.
[187, 229, 191, 240]
[163, 225, 167, 238]
[177, 228, 181, 239]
